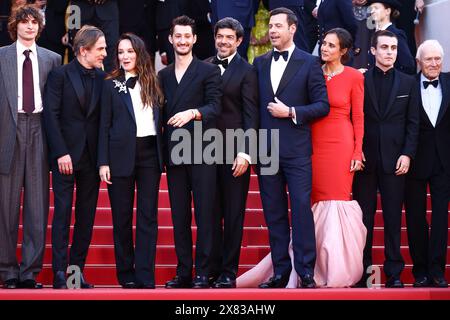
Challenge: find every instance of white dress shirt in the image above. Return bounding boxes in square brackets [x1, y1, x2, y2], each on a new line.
[421, 73, 442, 127]
[16, 41, 42, 113]
[216, 51, 237, 76]
[270, 44, 297, 124]
[126, 72, 157, 137]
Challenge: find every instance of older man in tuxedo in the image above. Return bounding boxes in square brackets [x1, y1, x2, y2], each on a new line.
[0, 4, 61, 289]
[404, 40, 450, 288]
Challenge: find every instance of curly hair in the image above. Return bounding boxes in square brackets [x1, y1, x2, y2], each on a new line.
[7, 4, 44, 42]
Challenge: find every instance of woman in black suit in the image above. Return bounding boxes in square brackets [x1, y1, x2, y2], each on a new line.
[98, 33, 164, 289]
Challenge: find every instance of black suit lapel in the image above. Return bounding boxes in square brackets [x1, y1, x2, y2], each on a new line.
[383, 70, 400, 117]
[171, 58, 198, 109]
[221, 54, 240, 89]
[436, 73, 449, 126]
[276, 49, 305, 96]
[67, 60, 86, 108]
[261, 53, 274, 96]
[365, 69, 380, 117]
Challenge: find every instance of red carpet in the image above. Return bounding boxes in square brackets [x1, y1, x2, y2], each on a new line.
[1, 288, 449, 300]
[10, 173, 450, 298]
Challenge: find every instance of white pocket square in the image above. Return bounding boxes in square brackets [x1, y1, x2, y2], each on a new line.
[396, 95, 409, 98]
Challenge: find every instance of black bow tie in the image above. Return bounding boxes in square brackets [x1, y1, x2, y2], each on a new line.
[82, 68, 96, 79]
[126, 76, 138, 89]
[213, 57, 228, 69]
[273, 50, 289, 62]
[423, 79, 439, 89]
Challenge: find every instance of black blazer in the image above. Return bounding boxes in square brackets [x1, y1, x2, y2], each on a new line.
[158, 57, 222, 166]
[97, 76, 164, 176]
[362, 68, 420, 174]
[205, 53, 259, 156]
[43, 60, 105, 168]
[409, 72, 450, 178]
[317, 0, 357, 43]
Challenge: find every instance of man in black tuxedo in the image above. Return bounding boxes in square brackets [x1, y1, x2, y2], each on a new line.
[353, 30, 420, 288]
[206, 17, 259, 288]
[404, 40, 450, 288]
[158, 15, 222, 289]
[71, 0, 119, 71]
[43, 25, 106, 289]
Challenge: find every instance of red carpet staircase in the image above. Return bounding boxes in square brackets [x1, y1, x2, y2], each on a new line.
[17, 173, 450, 288]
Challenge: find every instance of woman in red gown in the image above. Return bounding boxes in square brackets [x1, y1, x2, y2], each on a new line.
[311, 28, 366, 287]
[237, 28, 366, 288]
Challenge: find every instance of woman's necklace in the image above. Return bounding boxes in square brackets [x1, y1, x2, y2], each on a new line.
[323, 65, 344, 81]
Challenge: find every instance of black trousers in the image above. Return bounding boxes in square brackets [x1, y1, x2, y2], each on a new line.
[353, 163, 405, 279]
[405, 156, 450, 279]
[108, 136, 160, 286]
[166, 163, 217, 278]
[210, 164, 250, 279]
[51, 149, 99, 273]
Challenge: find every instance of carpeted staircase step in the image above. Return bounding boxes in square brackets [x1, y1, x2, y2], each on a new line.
[18, 225, 450, 247]
[33, 264, 450, 286]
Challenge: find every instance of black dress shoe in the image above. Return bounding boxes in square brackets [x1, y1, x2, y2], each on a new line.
[192, 275, 209, 289]
[165, 276, 192, 289]
[19, 279, 43, 289]
[300, 274, 316, 288]
[139, 283, 155, 289]
[413, 276, 430, 288]
[80, 273, 94, 289]
[121, 281, 139, 289]
[213, 274, 236, 288]
[259, 275, 289, 289]
[385, 277, 404, 288]
[53, 271, 68, 289]
[2, 278, 19, 289]
[431, 277, 448, 288]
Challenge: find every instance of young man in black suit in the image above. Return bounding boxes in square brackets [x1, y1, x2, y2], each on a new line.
[43, 25, 106, 289]
[158, 15, 222, 289]
[206, 17, 259, 288]
[404, 40, 450, 288]
[353, 30, 420, 288]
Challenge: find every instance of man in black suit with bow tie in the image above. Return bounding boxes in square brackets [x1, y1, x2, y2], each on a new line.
[43, 25, 106, 289]
[404, 40, 450, 288]
[206, 17, 259, 288]
[353, 30, 419, 288]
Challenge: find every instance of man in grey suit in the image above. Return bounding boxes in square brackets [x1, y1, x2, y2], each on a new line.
[0, 4, 61, 289]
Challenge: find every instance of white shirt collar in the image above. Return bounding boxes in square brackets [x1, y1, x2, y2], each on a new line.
[16, 40, 37, 57]
[378, 22, 393, 31]
[217, 50, 237, 64]
[125, 71, 138, 81]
